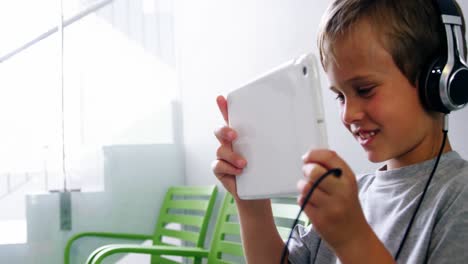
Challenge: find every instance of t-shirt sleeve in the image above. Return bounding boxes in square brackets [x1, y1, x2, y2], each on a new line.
[287, 224, 321, 263]
[428, 184, 468, 263]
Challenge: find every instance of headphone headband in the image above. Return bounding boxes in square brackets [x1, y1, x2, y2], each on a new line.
[436, 0, 462, 17]
[435, 0, 465, 60]
[419, 0, 468, 113]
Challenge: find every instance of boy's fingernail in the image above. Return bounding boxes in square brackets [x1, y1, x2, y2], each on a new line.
[297, 180, 306, 191]
[297, 196, 304, 204]
[236, 160, 246, 168]
[227, 131, 235, 140]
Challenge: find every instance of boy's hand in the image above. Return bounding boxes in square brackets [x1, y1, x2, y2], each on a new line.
[212, 96, 247, 200]
[297, 149, 371, 255]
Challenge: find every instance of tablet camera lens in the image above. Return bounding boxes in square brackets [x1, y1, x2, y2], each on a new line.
[302, 66, 308, 76]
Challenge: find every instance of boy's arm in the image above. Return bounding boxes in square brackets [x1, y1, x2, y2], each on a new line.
[236, 198, 288, 263]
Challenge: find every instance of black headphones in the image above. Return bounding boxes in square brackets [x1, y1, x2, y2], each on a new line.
[419, 0, 468, 114]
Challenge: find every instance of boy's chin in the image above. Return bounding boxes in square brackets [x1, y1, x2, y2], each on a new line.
[366, 150, 387, 163]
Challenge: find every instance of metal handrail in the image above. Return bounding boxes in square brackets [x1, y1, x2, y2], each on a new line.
[0, 0, 114, 63]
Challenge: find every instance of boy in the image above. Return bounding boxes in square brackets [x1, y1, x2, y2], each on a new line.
[212, 0, 468, 263]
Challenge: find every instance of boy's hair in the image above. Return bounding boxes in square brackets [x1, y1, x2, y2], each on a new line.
[318, 0, 467, 86]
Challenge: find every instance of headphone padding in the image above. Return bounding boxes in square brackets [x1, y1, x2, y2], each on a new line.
[449, 66, 468, 106]
[419, 56, 451, 113]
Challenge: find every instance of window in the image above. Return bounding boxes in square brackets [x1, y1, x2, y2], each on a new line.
[0, 0, 177, 245]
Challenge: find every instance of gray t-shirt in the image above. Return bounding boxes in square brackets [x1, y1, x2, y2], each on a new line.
[288, 151, 468, 263]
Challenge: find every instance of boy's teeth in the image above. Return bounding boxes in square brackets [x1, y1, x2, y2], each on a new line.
[359, 131, 376, 139]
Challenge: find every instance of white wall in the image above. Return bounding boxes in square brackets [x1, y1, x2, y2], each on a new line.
[176, 0, 369, 188]
[450, 0, 468, 159]
[176, 0, 468, 188]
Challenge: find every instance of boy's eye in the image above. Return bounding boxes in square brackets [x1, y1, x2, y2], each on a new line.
[335, 93, 345, 103]
[357, 86, 375, 97]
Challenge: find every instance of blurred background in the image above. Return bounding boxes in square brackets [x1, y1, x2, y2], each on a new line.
[0, 0, 467, 263]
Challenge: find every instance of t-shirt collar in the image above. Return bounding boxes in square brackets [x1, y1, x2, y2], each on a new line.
[373, 151, 460, 187]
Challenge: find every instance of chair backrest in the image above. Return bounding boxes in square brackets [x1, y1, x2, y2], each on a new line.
[152, 185, 218, 263]
[207, 193, 308, 264]
[271, 197, 309, 240]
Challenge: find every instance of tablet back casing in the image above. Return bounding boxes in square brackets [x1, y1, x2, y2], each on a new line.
[227, 53, 327, 200]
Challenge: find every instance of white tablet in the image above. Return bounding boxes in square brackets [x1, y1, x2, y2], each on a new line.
[227, 53, 328, 200]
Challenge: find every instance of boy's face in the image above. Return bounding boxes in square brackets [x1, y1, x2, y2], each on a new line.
[325, 20, 440, 168]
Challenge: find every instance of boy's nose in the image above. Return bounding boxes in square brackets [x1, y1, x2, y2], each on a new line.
[341, 99, 365, 125]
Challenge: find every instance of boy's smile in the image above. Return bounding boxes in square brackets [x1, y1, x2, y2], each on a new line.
[324, 20, 451, 170]
[350, 124, 379, 147]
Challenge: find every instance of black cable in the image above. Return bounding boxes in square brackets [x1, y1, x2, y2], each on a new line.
[280, 168, 342, 264]
[311, 236, 322, 263]
[394, 130, 448, 260]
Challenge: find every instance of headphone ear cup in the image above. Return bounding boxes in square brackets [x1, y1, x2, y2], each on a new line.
[419, 56, 451, 113]
[448, 61, 468, 106]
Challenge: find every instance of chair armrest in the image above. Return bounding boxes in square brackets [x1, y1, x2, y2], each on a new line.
[64, 232, 153, 264]
[87, 244, 209, 264]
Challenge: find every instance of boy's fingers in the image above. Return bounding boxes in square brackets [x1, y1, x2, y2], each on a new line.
[302, 163, 340, 194]
[302, 164, 327, 181]
[297, 180, 329, 208]
[216, 95, 229, 123]
[211, 159, 243, 176]
[302, 149, 352, 178]
[214, 126, 237, 145]
[216, 145, 247, 169]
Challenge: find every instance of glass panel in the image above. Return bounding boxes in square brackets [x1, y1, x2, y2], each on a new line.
[0, 24, 61, 245]
[0, 0, 179, 262]
[0, 1, 58, 57]
[62, 0, 177, 191]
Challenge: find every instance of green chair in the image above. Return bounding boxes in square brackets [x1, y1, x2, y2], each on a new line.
[86, 193, 308, 264]
[64, 185, 218, 264]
